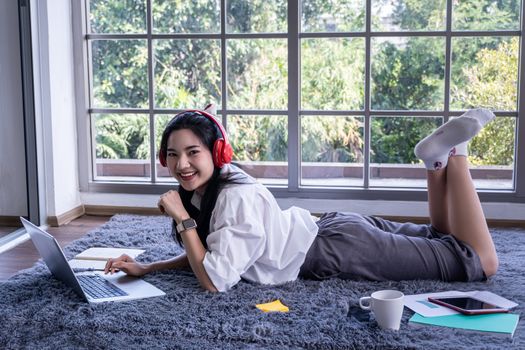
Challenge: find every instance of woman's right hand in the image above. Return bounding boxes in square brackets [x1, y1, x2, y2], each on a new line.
[158, 190, 190, 223]
[104, 254, 149, 277]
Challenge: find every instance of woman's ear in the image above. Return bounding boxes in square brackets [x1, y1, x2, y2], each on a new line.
[203, 103, 217, 116]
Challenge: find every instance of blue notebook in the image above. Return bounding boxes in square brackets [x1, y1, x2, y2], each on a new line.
[409, 312, 519, 337]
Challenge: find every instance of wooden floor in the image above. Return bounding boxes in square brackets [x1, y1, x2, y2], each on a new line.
[0, 215, 110, 280]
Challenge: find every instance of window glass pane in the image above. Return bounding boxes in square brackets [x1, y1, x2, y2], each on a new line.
[91, 40, 148, 108]
[89, 0, 146, 33]
[85, 0, 522, 196]
[93, 114, 150, 181]
[469, 117, 515, 190]
[152, 0, 220, 33]
[301, 116, 364, 187]
[371, 0, 446, 31]
[154, 40, 221, 109]
[301, 38, 365, 110]
[301, 0, 365, 32]
[370, 116, 441, 187]
[453, 0, 520, 31]
[228, 115, 288, 185]
[451, 36, 518, 111]
[155, 114, 182, 182]
[227, 39, 288, 110]
[227, 0, 287, 33]
[371, 37, 445, 110]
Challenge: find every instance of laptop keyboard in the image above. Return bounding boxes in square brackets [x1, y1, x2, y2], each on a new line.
[77, 274, 128, 299]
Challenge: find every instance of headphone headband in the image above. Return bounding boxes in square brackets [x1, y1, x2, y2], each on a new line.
[158, 108, 233, 168]
[181, 109, 229, 144]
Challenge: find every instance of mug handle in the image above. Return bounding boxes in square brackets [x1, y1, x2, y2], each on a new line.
[359, 296, 372, 310]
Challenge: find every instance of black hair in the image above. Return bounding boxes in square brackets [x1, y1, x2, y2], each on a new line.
[159, 111, 249, 248]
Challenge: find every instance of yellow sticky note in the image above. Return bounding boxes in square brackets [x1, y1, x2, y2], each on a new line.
[255, 299, 289, 313]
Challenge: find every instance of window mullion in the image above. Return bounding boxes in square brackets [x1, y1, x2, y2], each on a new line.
[363, 0, 372, 189]
[443, 0, 453, 122]
[146, 0, 156, 184]
[75, 0, 92, 191]
[86, 10, 96, 183]
[288, 0, 300, 191]
[515, 0, 525, 196]
[221, 0, 227, 127]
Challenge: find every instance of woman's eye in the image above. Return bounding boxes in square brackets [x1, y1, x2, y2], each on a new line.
[189, 150, 199, 156]
[167, 152, 177, 157]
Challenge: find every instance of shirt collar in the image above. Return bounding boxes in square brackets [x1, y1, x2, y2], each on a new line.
[191, 191, 202, 210]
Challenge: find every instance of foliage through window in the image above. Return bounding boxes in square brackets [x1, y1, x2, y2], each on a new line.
[86, 0, 521, 191]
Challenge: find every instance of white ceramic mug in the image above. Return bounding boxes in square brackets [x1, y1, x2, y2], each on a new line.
[359, 290, 404, 330]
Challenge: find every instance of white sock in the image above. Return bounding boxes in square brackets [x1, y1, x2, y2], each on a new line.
[449, 141, 468, 158]
[414, 108, 495, 170]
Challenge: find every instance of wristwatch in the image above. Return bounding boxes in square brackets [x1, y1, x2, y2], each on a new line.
[176, 218, 197, 233]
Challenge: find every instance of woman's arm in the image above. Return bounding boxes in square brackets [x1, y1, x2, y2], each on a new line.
[145, 252, 190, 273]
[158, 190, 219, 292]
[105, 252, 190, 276]
[152, 226, 218, 292]
[179, 225, 218, 292]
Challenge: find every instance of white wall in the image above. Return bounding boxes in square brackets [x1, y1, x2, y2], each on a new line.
[32, 0, 81, 218]
[0, 0, 27, 217]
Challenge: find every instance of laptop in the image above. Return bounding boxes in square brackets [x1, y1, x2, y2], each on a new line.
[20, 217, 165, 304]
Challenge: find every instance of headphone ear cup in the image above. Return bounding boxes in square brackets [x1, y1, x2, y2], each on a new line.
[213, 139, 233, 168]
[222, 142, 233, 164]
[159, 150, 167, 167]
[213, 139, 225, 168]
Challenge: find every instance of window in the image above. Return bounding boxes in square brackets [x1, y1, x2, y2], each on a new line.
[81, 0, 523, 199]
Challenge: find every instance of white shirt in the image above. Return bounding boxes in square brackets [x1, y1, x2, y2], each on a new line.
[199, 171, 318, 292]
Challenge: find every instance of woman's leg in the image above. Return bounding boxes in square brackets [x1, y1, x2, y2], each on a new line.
[426, 168, 451, 234]
[415, 109, 499, 277]
[301, 212, 485, 282]
[444, 156, 498, 276]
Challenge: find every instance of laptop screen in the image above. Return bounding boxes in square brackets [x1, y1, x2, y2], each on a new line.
[20, 217, 87, 301]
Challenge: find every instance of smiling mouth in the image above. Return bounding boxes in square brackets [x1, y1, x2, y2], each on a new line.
[178, 172, 197, 181]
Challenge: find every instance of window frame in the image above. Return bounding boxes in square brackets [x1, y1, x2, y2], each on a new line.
[73, 0, 525, 203]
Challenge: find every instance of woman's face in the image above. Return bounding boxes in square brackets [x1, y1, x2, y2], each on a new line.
[166, 129, 215, 194]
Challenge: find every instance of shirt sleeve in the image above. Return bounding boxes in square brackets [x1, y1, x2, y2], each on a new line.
[202, 187, 267, 292]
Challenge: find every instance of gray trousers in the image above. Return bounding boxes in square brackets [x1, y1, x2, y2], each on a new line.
[299, 212, 486, 282]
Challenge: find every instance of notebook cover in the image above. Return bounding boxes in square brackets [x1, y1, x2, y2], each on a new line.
[409, 312, 519, 336]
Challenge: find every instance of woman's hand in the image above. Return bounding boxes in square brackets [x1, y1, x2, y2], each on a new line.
[158, 190, 190, 222]
[104, 254, 149, 277]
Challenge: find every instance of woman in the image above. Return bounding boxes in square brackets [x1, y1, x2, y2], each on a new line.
[105, 106, 499, 292]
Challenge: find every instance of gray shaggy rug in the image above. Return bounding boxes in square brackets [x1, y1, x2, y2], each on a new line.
[0, 214, 523, 349]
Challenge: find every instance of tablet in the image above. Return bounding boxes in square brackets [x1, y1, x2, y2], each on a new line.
[428, 296, 509, 315]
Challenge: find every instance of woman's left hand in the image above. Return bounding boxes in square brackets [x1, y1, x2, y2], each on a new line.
[158, 190, 190, 222]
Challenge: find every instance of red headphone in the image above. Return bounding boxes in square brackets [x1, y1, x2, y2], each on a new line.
[159, 109, 233, 168]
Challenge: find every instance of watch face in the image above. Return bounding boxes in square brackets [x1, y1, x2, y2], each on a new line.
[183, 219, 197, 229]
[178, 218, 197, 233]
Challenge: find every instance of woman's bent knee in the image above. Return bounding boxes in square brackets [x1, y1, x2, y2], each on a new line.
[482, 255, 499, 277]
